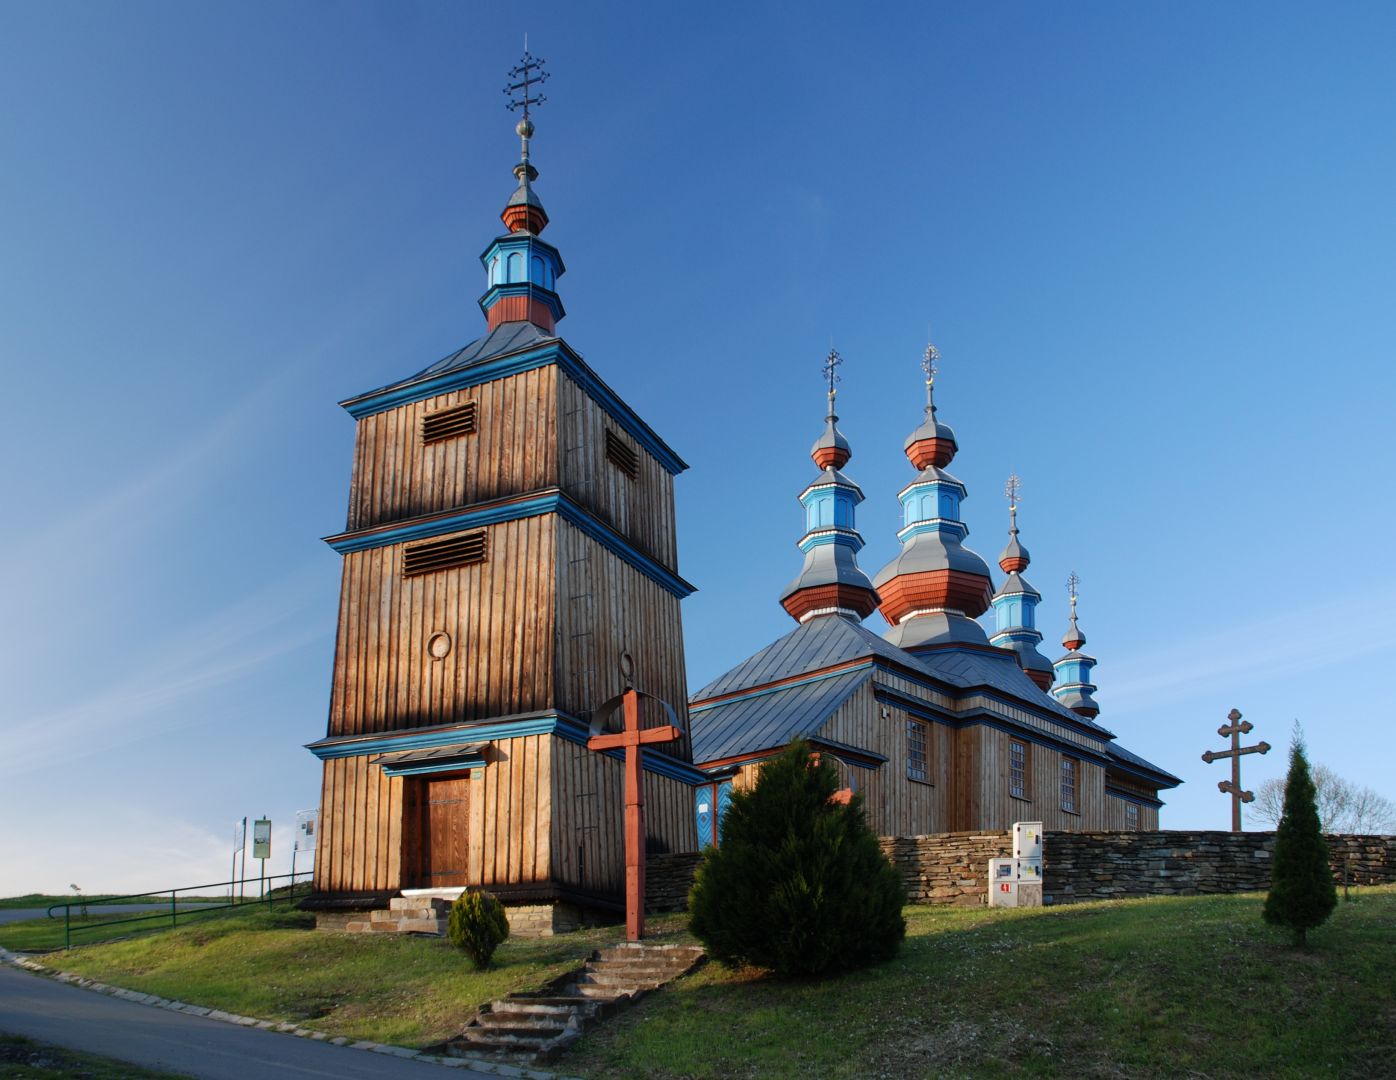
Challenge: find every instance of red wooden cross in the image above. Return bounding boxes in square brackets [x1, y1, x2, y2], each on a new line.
[587, 687, 681, 941]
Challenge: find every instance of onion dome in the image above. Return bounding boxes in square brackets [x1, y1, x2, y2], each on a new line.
[904, 343, 958, 469]
[873, 343, 995, 650]
[1052, 575, 1100, 718]
[989, 477, 1054, 690]
[479, 56, 566, 334]
[780, 350, 880, 623]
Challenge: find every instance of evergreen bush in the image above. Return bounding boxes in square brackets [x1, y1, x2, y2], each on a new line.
[688, 739, 905, 977]
[1263, 736, 1337, 946]
[447, 889, 510, 969]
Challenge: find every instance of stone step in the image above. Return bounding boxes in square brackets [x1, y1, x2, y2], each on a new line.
[588, 960, 696, 977]
[487, 999, 597, 1017]
[389, 895, 453, 913]
[596, 944, 704, 962]
[455, 1032, 554, 1052]
[577, 970, 671, 989]
[466, 1022, 571, 1039]
[564, 983, 638, 999]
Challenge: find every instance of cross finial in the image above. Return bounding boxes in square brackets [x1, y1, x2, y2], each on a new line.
[504, 50, 549, 121]
[1066, 570, 1080, 608]
[921, 342, 940, 414]
[1005, 474, 1022, 511]
[823, 347, 843, 411]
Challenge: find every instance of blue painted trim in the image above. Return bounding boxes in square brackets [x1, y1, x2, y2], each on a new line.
[380, 756, 488, 777]
[307, 713, 709, 785]
[1104, 786, 1164, 808]
[323, 489, 696, 599]
[341, 342, 687, 476]
[797, 528, 866, 554]
[477, 282, 566, 321]
[478, 233, 566, 274]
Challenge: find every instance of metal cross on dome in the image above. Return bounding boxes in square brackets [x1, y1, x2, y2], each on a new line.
[1066, 570, 1080, 603]
[504, 50, 549, 119]
[822, 347, 843, 401]
[1005, 474, 1022, 511]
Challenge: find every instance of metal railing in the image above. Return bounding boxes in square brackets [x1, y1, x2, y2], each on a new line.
[45, 871, 314, 950]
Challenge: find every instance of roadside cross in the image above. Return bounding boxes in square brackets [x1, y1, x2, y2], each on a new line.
[588, 658, 682, 942]
[1201, 708, 1271, 831]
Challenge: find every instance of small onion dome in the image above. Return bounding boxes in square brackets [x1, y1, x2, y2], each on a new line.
[904, 411, 957, 470]
[1022, 656, 1055, 692]
[999, 527, 1030, 573]
[811, 415, 852, 470]
[872, 540, 995, 625]
[1062, 608, 1086, 651]
[502, 172, 549, 234]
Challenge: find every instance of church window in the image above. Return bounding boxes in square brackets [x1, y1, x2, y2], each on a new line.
[1060, 757, 1078, 814]
[422, 401, 478, 444]
[403, 530, 488, 577]
[605, 430, 639, 480]
[906, 719, 929, 784]
[1009, 740, 1028, 799]
[1125, 801, 1139, 831]
[507, 252, 522, 281]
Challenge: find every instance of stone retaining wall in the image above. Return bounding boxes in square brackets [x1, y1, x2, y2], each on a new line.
[644, 831, 1396, 911]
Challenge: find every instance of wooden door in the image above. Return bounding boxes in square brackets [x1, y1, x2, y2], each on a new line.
[412, 776, 469, 888]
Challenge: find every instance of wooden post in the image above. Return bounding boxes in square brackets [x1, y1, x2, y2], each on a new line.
[1201, 708, 1271, 832]
[587, 687, 681, 941]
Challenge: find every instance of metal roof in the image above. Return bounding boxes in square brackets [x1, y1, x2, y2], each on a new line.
[1107, 742, 1183, 786]
[689, 669, 871, 763]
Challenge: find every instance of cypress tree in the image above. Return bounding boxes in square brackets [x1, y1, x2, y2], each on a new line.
[1263, 737, 1337, 946]
[688, 740, 905, 977]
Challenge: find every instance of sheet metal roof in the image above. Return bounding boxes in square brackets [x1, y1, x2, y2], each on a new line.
[1106, 741, 1182, 785]
[354, 321, 557, 400]
[689, 669, 871, 764]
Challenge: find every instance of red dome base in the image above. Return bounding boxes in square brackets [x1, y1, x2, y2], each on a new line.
[876, 568, 993, 626]
[781, 582, 879, 623]
[906, 436, 956, 470]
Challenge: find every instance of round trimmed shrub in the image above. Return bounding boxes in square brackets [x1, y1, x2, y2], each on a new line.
[448, 888, 510, 969]
[688, 740, 906, 977]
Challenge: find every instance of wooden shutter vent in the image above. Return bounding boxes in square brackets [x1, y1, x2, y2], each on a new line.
[422, 401, 477, 444]
[403, 531, 487, 577]
[605, 430, 639, 480]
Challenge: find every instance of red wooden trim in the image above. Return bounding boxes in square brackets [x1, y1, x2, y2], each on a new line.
[486, 294, 556, 332]
[877, 567, 993, 623]
[780, 582, 879, 622]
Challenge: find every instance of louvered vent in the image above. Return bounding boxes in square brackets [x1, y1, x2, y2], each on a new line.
[605, 430, 639, 480]
[403, 531, 488, 577]
[422, 401, 478, 444]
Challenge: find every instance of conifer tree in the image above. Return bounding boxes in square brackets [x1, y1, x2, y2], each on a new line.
[1263, 736, 1337, 946]
[688, 740, 905, 977]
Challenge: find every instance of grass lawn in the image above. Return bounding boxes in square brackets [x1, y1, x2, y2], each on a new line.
[24, 907, 683, 1049]
[0, 900, 299, 952]
[566, 887, 1396, 1079]
[0, 894, 230, 910]
[0, 1035, 192, 1079]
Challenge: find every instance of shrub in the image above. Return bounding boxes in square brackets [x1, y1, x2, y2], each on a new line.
[1263, 736, 1337, 946]
[447, 889, 510, 969]
[688, 740, 905, 977]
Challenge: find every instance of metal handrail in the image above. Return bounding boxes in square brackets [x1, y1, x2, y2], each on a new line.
[45, 871, 315, 950]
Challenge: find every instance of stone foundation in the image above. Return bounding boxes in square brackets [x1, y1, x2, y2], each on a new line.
[647, 853, 703, 913]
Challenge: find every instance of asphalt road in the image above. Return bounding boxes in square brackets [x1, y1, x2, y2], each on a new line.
[0, 964, 497, 1079]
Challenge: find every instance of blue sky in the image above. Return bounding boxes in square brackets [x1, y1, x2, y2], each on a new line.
[2, 1, 1393, 894]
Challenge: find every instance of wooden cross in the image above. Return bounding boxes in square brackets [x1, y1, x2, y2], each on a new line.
[1201, 708, 1271, 831]
[808, 751, 855, 805]
[587, 662, 682, 942]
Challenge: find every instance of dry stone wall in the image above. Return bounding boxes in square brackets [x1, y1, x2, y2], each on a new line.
[644, 831, 1396, 911]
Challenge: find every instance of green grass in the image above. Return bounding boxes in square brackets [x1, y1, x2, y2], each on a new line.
[0, 894, 231, 910]
[27, 908, 685, 1049]
[0, 1035, 193, 1079]
[565, 887, 1396, 1079]
[0, 898, 300, 952]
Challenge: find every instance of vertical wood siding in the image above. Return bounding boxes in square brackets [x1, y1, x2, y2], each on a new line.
[548, 737, 698, 898]
[346, 368, 559, 531]
[558, 374, 679, 570]
[327, 517, 557, 736]
[554, 520, 691, 760]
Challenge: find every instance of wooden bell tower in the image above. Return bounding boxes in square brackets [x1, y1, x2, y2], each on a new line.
[305, 55, 701, 929]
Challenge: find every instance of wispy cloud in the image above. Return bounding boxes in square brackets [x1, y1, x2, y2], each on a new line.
[1105, 585, 1396, 716]
[6, 565, 330, 771]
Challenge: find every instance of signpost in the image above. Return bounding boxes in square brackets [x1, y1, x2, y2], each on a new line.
[292, 809, 317, 885]
[587, 655, 682, 942]
[1202, 709, 1271, 831]
[253, 818, 272, 898]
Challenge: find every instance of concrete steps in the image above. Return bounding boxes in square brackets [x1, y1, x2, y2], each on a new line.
[343, 896, 450, 935]
[446, 941, 704, 1064]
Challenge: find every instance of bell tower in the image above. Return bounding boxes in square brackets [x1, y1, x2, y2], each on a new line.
[307, 54, 699, 926]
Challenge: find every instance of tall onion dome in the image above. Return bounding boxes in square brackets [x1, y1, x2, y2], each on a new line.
[989, 476, 1055, 690]
[478, 55, 566, 333]
[779, 349, 880, 623]
[873, 343, 994, 649]
[1052, 573, 1100, 718]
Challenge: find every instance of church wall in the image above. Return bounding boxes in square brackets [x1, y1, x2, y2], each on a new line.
[1102, 793, 1160, 831]
[554, 520, 691, 760]
[548, 737, 699, 899]
[469, 733, 553, 888]
[312, 732, 553, 896]
[345, 367, 559, 532]
[326, 516, 558, 736]
[558, 372, 679, 570]
[820, 684, 951, 836]
[963, 726, 1110, 831]
[315, 754, 404, 895]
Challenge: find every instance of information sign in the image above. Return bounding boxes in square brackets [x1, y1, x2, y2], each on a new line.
[252, 818, 272, 860]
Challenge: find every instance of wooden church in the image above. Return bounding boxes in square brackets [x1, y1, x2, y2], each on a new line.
[304, 60, 1179, 932]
